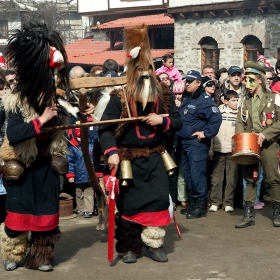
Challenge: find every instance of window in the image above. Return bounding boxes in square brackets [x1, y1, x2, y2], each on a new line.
[201, 37, 219, 72]
[0, 21, 8, 39]
[243, 35, 263, 62]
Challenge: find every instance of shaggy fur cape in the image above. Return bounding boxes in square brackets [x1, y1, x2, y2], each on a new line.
[0, 92, 68, 167]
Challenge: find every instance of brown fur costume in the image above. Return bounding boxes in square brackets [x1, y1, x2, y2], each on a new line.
[25, 228, 61, 269]
[115, 215, 142, 255]
[116, 24, 171, 255]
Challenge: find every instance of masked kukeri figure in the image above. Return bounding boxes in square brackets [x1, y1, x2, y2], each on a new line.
[98, 24, 182, 263]
[0, 23, 71, 272]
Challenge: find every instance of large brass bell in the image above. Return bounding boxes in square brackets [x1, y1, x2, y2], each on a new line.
[161, 150, 177, 176]
[2, 160, 25, 180]
[119, 160, 133, 186]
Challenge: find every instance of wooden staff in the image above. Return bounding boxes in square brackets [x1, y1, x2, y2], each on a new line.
[40, 114, 169, 133]
[69, 76, 127, 90]
[79, 89, 107, 230]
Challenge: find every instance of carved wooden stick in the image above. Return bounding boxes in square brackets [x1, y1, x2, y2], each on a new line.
[69, 76, 127, 90]
[79, 88, 105, 196]
[79, 89, 107, 228]
[40, 114, 169, 133]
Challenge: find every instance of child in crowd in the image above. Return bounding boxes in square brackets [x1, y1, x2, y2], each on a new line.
[209, 90, 239, 213]
[155, 54, 182, 82]
[257, 55, 271, 68]
[66, 127, 95, 218]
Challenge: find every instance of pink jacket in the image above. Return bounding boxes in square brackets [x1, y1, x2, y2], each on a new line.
[155, 65, 182, 81]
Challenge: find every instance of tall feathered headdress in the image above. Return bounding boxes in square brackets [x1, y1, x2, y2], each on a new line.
[124, 24, 161, 111]
[5, 23, 69, 113]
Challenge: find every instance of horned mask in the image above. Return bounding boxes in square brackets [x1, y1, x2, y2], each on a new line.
[124, 24, 162, 112]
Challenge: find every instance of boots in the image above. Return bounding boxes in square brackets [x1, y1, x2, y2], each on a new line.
[273, 202, 280, 227]
[122, 251, 137, 263]
[235, 201, 255, 228]
[143, 244, 168, 262]
[181, 196, 195, 215]
[1, 229, 28, 271]
[186, 198, 207, 219]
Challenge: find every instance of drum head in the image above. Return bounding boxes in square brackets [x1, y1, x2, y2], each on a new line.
[231, 152, 261, 165]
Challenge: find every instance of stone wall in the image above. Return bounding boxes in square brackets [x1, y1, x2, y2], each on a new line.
[174, 10, 280, 73]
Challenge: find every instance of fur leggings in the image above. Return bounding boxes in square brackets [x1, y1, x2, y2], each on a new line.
[115, 219, 167, 254]
[1, 225, 61, 269]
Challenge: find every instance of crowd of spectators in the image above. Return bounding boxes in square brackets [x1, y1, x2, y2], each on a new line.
[0, 54, 279, 223]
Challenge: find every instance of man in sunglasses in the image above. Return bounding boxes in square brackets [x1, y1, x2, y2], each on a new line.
[177, 70, 222, 219]
[221, 66, 246, 108]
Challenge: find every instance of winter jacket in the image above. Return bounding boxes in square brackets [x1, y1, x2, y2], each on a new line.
[155, 65, 182, 81]
[209, 104, 238, 155]
[177, 85, 222, 148]
[66, 142, 94, 184]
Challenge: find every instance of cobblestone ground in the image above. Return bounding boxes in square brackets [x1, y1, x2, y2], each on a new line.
[1, 198, 280, 280]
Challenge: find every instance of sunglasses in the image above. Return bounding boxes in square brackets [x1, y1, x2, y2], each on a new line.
[205, 81, 215, 87]
[267, 77, 273, 80]
[160, 76, 170, 81]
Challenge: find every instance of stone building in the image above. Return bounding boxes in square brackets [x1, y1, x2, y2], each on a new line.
[168, 0, 280, 72]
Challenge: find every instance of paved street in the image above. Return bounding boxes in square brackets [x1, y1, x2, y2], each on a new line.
[1, 198, 280, 280]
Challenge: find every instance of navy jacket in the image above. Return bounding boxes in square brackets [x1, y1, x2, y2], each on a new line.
[177, 85, 222, 147]
[66, 142, 94, 184]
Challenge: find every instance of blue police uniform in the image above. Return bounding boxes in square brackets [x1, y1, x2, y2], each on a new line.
[177, 89, 222, 201]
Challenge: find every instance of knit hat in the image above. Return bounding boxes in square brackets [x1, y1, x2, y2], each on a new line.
[257, 55, 265, 61]
[201, 76, 212, 87]
[172, 80, 185, 94]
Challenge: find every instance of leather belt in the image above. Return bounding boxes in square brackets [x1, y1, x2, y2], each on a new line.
[118, 143, 165, 161]
[37, 148, 50, 157]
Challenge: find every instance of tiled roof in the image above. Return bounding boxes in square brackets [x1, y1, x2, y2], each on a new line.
[91, 13, 174, 30]
[65, 38, 173, 66]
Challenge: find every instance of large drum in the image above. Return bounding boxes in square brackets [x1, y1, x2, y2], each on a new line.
[231, 133, 261, 165]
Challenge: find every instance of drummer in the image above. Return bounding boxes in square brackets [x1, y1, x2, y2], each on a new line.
[235, 61, 280, 228]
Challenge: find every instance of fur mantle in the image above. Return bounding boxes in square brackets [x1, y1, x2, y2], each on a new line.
[0, 92, 68, 167]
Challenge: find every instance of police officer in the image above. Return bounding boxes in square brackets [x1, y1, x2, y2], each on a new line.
[177, 70, 222, 219]
[235, 61, 280, 228]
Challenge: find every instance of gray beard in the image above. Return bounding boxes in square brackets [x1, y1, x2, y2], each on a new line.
[141, 78, 150, 110]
